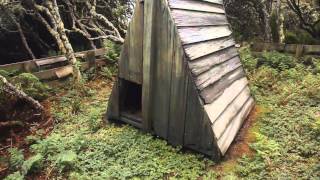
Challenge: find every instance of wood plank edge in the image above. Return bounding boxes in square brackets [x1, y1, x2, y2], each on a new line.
[181, 34, 232, 46]
[217, 97, 255, 155]
[170, 7, 225, 14]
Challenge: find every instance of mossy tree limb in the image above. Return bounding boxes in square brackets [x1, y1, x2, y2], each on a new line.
[0, 74, 44, 114]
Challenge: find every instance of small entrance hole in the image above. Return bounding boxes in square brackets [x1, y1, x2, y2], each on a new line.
[120, 80, 142, 121]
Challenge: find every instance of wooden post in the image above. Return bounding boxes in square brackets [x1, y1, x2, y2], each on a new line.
[295, 44, 304, 57]
[142, 0, 156, 131]
[86, 51, 96, 69]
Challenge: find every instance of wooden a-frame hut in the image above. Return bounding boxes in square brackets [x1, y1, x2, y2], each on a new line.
[106, 0, 255, 160]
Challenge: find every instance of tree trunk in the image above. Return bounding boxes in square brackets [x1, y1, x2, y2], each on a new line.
[0, 4, 36, 60]
[261, 3, 273, 42]
[51, 0, 81, 81]
[16, 22, 36, 59]
[275, 0, 285, 43]
[33, 1, 81, 81]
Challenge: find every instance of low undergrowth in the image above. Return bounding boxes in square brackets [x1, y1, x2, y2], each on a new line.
[233, 49, 320, 179]
[4, 79, 214, 180]
[2, 49, 320, 179]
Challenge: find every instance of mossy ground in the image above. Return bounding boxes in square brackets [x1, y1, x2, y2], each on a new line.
[2, 50, 320, 179]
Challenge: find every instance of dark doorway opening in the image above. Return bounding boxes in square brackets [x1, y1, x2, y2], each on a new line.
[120, 79, 142, 123]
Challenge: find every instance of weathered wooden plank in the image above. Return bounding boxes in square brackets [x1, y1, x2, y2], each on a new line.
[195, 56, 242, 90]
[128, 1, 144, 84]
[168, 26, 188, 146]
[0, 49, 105, 72]
[33, 66, 66, 80]
[252, 42, 320, 56]
[32, 59, 106, 80]
[217, 97, 254, 155]
[171, 9, 228, 27]
[213, 87, 251, 139]
[76, 48, 105, 58]
[188, 47, 238, 75]
[86, 51, 96, 68]
[169, 0, 225, 13]
[184, 37, 235, 60]
[202, 0, 223, 4]
[204, 77, 248, 124]
[151, 2, 173, 139]
[118, 28, 130, 80]
[303, 45, 320, 55]
[142, 0, 157, 131]
[184, 78, 204, 148]
[35, 56, 67, 66]
[178, 26, 232, 44]
[55, 66, 73, 78]
[200, 67, 245, 104]
[199, 113, 217, 157]
[0, 61, 38, 73]
[107, 80, 120, 121]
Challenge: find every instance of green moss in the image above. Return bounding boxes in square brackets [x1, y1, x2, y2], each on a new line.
[10, 73, 51, 101]
[0, 70, 10, 79]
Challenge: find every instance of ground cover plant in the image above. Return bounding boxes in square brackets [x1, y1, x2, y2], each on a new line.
[1, 49, 320, 179]
[233, 49, 320, 179]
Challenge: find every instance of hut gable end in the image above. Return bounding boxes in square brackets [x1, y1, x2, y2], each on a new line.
[106, 0, 254, 160]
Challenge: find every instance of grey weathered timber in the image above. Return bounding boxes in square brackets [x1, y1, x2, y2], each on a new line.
[195, 56, 242, 90]
[188, 47, 238, 75]
[217, 97, 255, 154]
[200, 113, 221, 159]
[200, 68, 245, 104]
[251, 42, 320, 56]
[178, 26, 232, 44]
[169, 0, 225, 13]
[184, 37, 235, 59]
[171, 9, 228, 27]
[204, 77, 249, 124]
[0, 48, 105, 73]
[107, 81, 120, 120]
[118, 27, 130, 80]
[167, 23, 189, 146]
[213, 87, 251, 139]
[107, 0, 254, 160]
[142, 0, 157, 131]
[86, 51, 96, 68]
[184, 78, 204, 149]
[202, 0, 223, 4]
[151, 2, 173, 138]
[128, 1, 144, 83]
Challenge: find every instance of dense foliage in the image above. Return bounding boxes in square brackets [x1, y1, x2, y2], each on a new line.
[225, 0, 320, 44]
[236, 48, 320, 179]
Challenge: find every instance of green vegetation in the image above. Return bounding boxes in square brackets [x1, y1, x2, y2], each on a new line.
[3, 49, 320, 179]
[0, 72, 50, 101]
[10, 73, 51, 101]
[234, 48, 320, 179]
[285, 31, 320, 45]
[104, 40, 121, 62]
[5, 80, 213, 179]
[100, 40, 121, 80]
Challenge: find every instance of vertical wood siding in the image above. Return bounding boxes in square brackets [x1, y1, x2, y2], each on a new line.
[108, 0, 255, 159]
